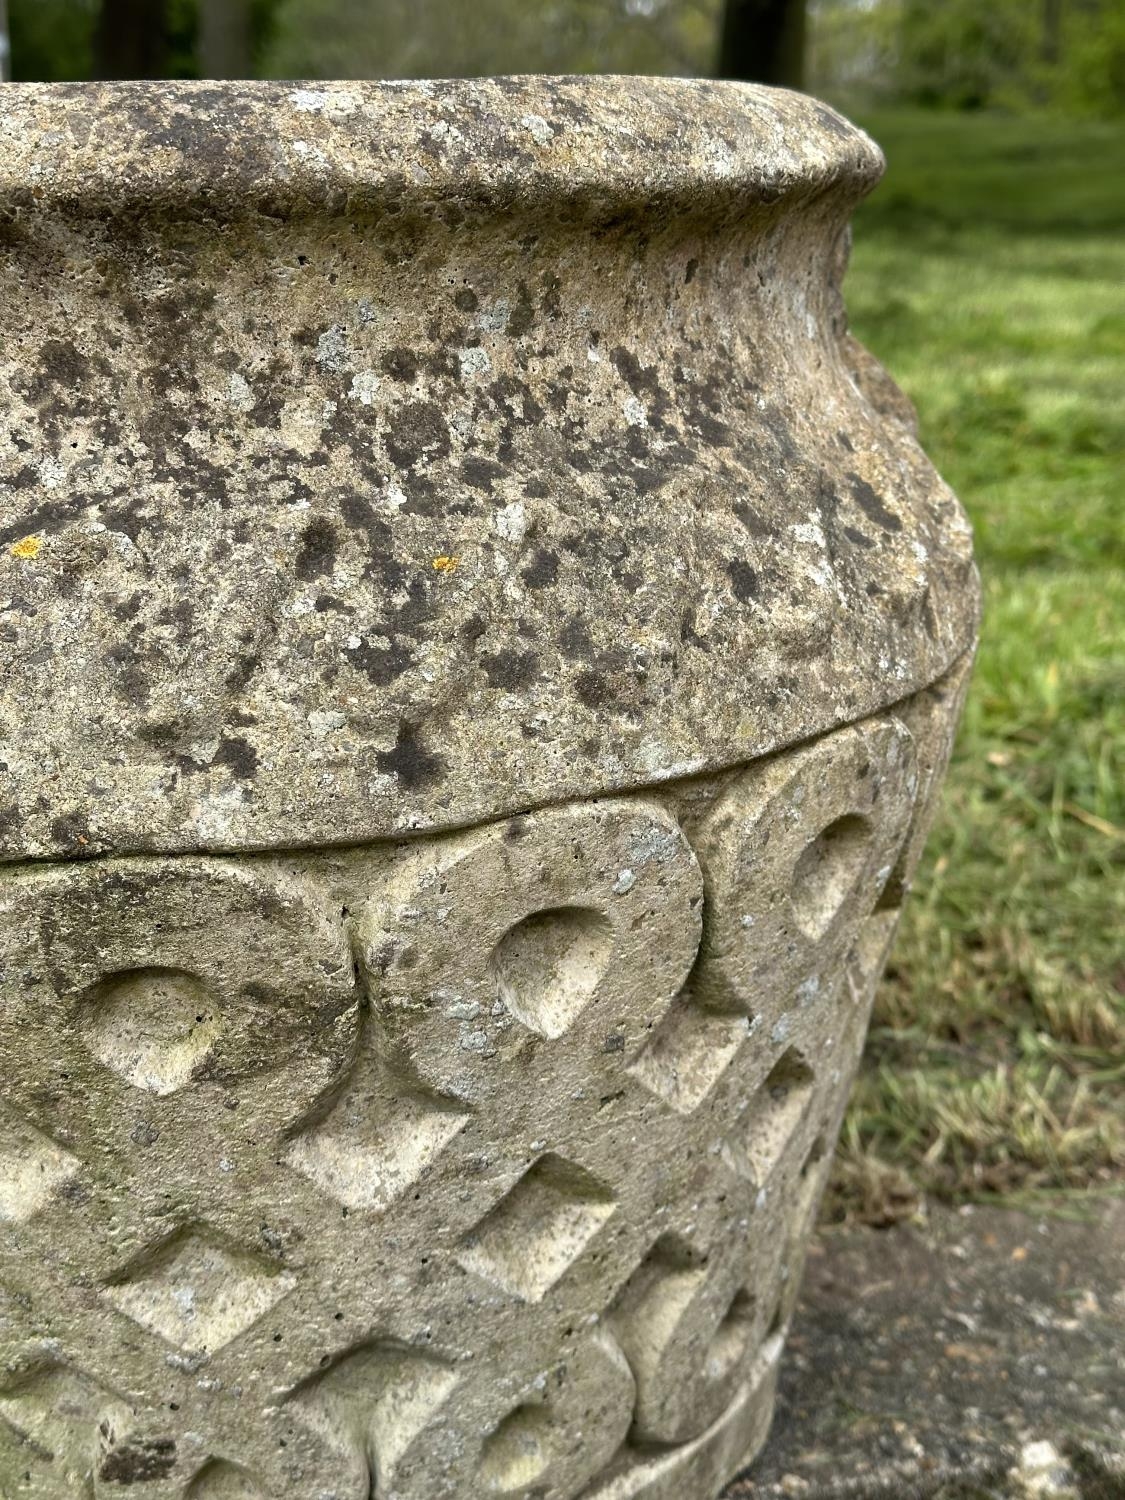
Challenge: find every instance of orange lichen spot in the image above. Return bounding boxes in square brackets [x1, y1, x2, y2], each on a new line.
[431, 555, 460, 574]
[10, 535, 42, 560]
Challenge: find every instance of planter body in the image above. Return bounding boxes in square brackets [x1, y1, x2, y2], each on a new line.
[0, 81, 978, 1500]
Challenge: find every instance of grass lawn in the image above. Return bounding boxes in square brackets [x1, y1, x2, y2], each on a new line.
[828, 110, 1125, 1221]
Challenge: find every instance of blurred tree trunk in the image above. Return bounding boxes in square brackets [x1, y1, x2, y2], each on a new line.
[200, 0, 253, 78]
[93, 0, 167, 78]
[716, 0, 807, 88]
[0, 0, 10, 81]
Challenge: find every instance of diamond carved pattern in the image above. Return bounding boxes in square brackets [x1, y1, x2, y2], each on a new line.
[0, 1112, 80, 1223]
[457, 1153, 616, 1302]
[283, 1038, 470, 1213]
[627, 986, 752, 1115]
[721, 1049, 816, 1189]
[103, 1226, 295, 1355]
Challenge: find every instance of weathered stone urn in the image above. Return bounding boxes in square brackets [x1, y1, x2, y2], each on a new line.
[0, 79, 978, 1499]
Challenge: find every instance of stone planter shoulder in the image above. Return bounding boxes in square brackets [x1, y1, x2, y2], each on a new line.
[0, 79, 978, 1499]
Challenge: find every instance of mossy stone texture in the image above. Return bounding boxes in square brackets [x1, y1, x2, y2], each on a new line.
[0, 78, 977, 862]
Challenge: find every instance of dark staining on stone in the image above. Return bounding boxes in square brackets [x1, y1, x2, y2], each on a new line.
[155, 597, 195, 646]
[454, 287, 479, 314]
[7, 463, 42, 493]
[383, 577, 436, 646]
[111, 592, 145, 623]
[385, 400, 452, 470]
[225, 650, 261, 694]
[381, 347, 419, 383]
[105, 642, 151, 709]
[559, 614, 595, 662]
[350, 637, 415, 688]
[684, 257, 699, 285]
[687, 408, 731, 449]
[50, 811, 95, 854]
[296, 517, 338, 581]
[675, 365, 735, 448]
[480, 649, 539, 692]
[138, 719, 187, 752]
[0, 212, 28, 251]
[423, 345, 461, 381]
[523, 476, 549, 499]
[843, 525, 876, 550]
[0, 492, 85, 550]
[314, 593, 349, 614]
[611, 347, 662, 403]
[459, 613, 487, 649]
[59, 1176, 92, 1205]
[486, 373, 546, 433]
[339, 493, 407, 590]
[738, 404, 798, 473]
[506, 282, 536, 338]
[104, 493, 158, 547]
[504, 815, 531, 841]
[424, 313, 462, 350]
[27, 337, 91, 400]
[375, 721, 446, 790]
[848, 472, 903, 534]
[680, 607, 710, 651]
[734, 502, 772, 539]
[521, 547, 558, 590]
[837, 429, 855, 452]
[462, 455, 505, 492]
[99, 1437, 177, 1485]
[544, 377, 571, 418]
[727, 558, 760, 605]
[213, 735, 259, 780]
[574, 670, 610, 709]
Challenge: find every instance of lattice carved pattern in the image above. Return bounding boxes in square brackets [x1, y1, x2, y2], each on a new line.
[0, 662, 969, 1499]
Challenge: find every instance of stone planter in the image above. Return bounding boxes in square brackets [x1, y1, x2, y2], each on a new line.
[0, 79, 978, 1500]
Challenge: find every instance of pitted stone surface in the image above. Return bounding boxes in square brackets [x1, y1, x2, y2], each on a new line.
[0, 687, 963, 1499]
[0, 78, 978, 1500]
[0, 78, 978, 862]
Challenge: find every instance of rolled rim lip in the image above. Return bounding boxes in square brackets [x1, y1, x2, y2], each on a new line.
[0, 76, 884, 217]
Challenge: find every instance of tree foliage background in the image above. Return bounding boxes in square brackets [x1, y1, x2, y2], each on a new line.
[810, 0, 1125, 117]
[6, 0, 1125, 116]
[265, 0, 721, 80]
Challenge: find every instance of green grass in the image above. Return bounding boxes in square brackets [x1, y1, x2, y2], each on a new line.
[828, 111, 1125, 1222]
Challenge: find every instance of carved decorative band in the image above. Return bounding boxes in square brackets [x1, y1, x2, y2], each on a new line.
[0, 663, 969, 1499]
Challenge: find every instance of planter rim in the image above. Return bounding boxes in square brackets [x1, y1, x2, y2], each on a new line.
[0, 79, 979, 867]
[0, 76, 883, 219]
